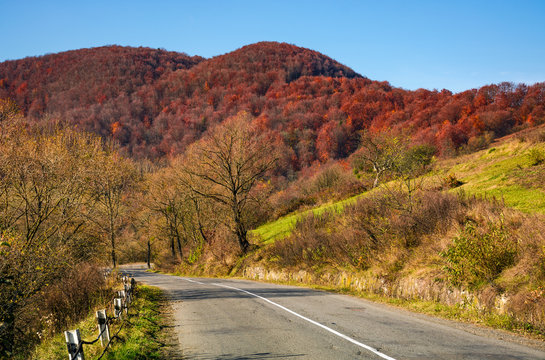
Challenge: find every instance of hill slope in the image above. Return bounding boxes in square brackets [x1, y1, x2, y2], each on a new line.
[1, 42, 544, 165]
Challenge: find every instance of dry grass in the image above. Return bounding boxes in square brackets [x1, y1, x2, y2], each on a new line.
[262, 187, 545, 333]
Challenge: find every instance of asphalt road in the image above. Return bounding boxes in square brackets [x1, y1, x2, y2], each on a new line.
[123, 266, 545, 360]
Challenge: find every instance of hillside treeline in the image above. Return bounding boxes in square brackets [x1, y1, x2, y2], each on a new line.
[1, 42, 544, 170]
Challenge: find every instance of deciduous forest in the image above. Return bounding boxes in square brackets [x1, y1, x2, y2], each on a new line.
[2, 42, 543, 164]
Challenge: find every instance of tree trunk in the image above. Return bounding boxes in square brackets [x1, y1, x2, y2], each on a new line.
[109, 207, 117, 268]
[110, 233, 117, 268]
[147, 239, 151, 269]
[373, 167, 384, 188]
[176, 235, 183, 259]
[0, 303, 15, 357]
[193, 198, 208, 243]
[235, 228, 249, 252]
[233, 207, 249, 252]
[198, 224, 208, 243]
[170, 237, 176, 258]
[373, 174, 380, 188]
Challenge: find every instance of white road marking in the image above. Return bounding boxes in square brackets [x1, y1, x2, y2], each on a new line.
[182, 278, 397, 360]
[184, 278, 205, 285]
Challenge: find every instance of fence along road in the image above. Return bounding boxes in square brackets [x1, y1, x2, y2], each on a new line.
[123, 265, 545, 360]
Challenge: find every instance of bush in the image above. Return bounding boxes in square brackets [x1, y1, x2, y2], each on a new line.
[539, 131, 545, 143]
[41, 264, 106, 334]
[269, 162, 365, 219]
[528, 148, 545, 166]
[465, 132, 495, 152]
[390, 191, 463, 247]
[268, 187, 317, 219]
[304, 162, 364, 202]
[268, 190, 467, 271]
[442, 174, 464, 189]
[441, 219, 517, 288]
[268, 213, 331, 267]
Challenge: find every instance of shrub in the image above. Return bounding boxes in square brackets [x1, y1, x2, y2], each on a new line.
[441, 219, 517, 288]
[442, 174, 464, 189]
[390, 191, 463, 247]
[465, 131, 495, 152]
[41, 264, 106, 333]
[539, 130, 545, 143]
[268, 187, 317, 219]
[528, 148, 545, 166]
[304, 162, 364, 202]
[267, 211, 375, 269]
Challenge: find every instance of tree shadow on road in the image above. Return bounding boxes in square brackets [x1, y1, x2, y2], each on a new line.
[167, 286, 326, 302]
[186, 352, 306, 359]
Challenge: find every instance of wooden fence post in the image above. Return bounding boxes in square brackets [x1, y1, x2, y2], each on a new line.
[64, 329, 84, 360]
[124, 283, 132, 305]
[117, 290, 129, 314]
[95, 310, 110, 347]
[117, 290, 126, 300]
[114, 298, 123, 319]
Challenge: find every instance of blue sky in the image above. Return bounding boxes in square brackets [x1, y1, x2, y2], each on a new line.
[1, 0, 544, 93]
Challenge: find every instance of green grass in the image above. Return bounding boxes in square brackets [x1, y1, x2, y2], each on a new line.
[32, 285, 166, 360]
[445, 141, 545, 213]
[251, 138, 545, 246]
[251, 192, 365, 244]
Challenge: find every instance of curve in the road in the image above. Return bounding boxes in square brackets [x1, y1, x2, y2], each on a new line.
[123, 266, 545, 360]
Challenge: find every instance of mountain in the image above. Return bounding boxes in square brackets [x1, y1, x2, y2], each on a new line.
[0, 45, 202, 117]
[1, 42, 544, 169]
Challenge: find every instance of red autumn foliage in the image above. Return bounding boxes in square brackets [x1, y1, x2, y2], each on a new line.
[1, 42, 544, 174]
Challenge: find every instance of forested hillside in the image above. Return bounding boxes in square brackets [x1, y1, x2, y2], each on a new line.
[1, 42, 544, 166]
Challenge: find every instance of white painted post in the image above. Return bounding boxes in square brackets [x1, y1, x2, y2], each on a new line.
[117, 290, 126, 299]
[102, 269, 111, 279]
[124, 283, 132, 305]
[64, 329, 84, 360]
[123, 287, 129, 306]
[117, 290, 129, 314]
[114, 298, 123, 319]
[96, 310, 110, 347]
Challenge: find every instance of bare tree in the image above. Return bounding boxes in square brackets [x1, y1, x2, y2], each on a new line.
[146, 166, 191, 260]
[0, 113, 105, 355]
[88, 144, 137, 268]
[352, 130, 407, 188]
[181, 112, 277, 252]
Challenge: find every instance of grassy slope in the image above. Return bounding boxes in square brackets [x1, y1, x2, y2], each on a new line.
[246, 136, 545, 339]
[441, 140, 545, 213]
[252, 192, 364, 244]
[252, 137, 545, 244]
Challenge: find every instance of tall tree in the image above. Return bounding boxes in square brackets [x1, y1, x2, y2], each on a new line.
[89, 144, 137, 268]
[181, 112, 277, 252]
[0, 110, 105, 355]
[146, 166, 191, 260]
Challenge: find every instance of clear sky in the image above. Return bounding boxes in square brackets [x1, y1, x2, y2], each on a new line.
[1, 0, 544, 93]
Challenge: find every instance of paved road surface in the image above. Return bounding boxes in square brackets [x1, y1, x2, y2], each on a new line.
[123, 266, 545, 360]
